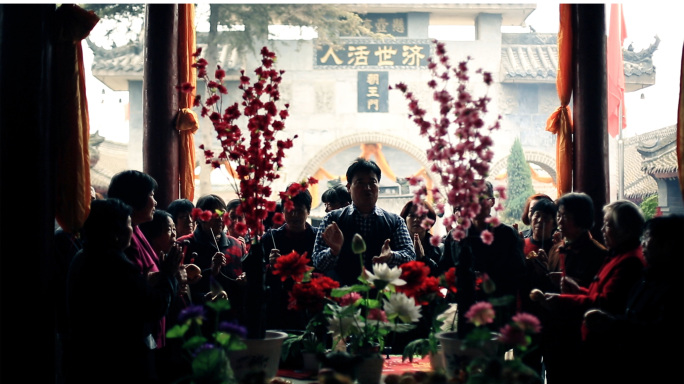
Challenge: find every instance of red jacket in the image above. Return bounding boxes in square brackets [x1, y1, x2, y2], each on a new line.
[557, 245, 645, 317]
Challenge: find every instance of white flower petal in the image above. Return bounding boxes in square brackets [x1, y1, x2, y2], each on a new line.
[383, 292, 422, 323]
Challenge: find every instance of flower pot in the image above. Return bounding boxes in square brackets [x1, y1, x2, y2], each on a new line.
[436, 331, 496, 381]
[302, 351, 319, 372]
[429, 348, 445, 373]
[354, 353, 384, 384]
[228, 330, 288, 382]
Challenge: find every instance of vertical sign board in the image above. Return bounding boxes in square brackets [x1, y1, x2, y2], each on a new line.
[358, 71, 388, 113]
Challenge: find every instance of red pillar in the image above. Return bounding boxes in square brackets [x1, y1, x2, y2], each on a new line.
[143, 4, 179, 209]
[572, 4, 609, 242]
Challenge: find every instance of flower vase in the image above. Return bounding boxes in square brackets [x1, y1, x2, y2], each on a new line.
[436, 331, 496, 381]
[243, 238, 266, 339]
[353, 345, 384, 384]
[429, 347, 445, 373]
[302, 351, 319, 372]
[228, 330, 288, 382]
[354, 354, 384, 384]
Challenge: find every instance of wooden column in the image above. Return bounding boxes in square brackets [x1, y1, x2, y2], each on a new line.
[0, 4, 56, 382]
[143, 4, 179, 209]
[572, 4, 609, 242]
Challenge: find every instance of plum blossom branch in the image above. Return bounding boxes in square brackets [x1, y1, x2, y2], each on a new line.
[391, 40, 504, 245]
[178, 46, 303, 238]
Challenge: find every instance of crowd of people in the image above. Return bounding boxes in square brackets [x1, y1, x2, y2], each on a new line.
[54, 159, 683, 384]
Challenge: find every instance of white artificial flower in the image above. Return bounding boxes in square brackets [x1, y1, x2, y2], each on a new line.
[327, 309, 364, 338]
[383, 292, 422, 323]
[365, 263, 406, 288]
[437, 303, 458, 332]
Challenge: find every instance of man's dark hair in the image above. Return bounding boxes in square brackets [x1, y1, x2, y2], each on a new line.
[556, 192, 595, 230]
[284, 185, 313, 211]
[399, 200, 437, 223]
[322, 184, 351, 206]
[346, 158, 382, 183]
[107, 170, 158, 210]
[166, 198, 194, 222]
[196, 194, 227, 212]
[226, 198, 241, 212]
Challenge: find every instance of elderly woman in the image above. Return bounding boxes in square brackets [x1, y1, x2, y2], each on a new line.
[535, 200, 646, 384]
[166, 198, 195, 237]
[547, 192, 608, 290]
[582, 214, 684, 384]
[67, 198, 181, 384]
[107, 169, 183, 348]
[399, 199, 442, 276]
[519, 193, 553, 238]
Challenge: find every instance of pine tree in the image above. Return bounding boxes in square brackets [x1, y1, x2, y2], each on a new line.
[503, 138, 536, 225]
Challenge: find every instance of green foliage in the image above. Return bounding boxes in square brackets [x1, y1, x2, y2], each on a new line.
[503, 138, 535, 225]
[640, 194, 658, 220]
[84, 4, 391, 56]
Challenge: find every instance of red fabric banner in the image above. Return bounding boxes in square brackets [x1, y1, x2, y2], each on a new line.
[607, 3, 627, 138]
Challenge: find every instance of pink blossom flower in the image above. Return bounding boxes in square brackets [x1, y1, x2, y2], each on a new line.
[465, 301, 495, 326]
[498, 324, 527, 346]
[480, 229, 494, 245]
[512, 313, 542, 333]
[339, 292, 362, 307]
[367, 308, 388, 322]
[393, 40, 501, 244]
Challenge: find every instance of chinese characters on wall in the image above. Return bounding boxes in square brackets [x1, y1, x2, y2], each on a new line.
[315, 13, 431, 113]
[344, 13, 408, 37]
[358, 72, 388, 113]
[316, 42, 430, 69]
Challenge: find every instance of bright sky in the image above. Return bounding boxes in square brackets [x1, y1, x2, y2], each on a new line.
[85, 2, 684, 143]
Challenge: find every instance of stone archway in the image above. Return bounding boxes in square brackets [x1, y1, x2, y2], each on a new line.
[298, 132, 434, 179]
[297, 132, 443, 198]
[490, 150, 557, 190]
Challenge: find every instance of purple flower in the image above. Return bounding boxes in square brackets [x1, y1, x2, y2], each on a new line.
[218, 320, 247, 338]
[498, 324, 527, 347]
[465, 301, 495, 327]
[512, 313, 542, 333]
[177, 305, 206, 324]
[192, 342, 218, 357]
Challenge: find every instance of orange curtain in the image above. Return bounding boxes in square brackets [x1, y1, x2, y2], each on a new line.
[677, 42, 684, 202]
[545, 4, 574, 196]
[53, 5, 100, 233]
[177, 4, 198, 201]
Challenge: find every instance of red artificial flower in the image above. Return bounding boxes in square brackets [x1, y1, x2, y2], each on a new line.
[272, 250, 312, 282]
[271, 212, 285, 226]
[199, 209, 213, 222]
[287, 275, 339, 312]
[409, 276, 443, 305]
[444, 267, 458, 294]
[233, 221, 248, 237]
[397, 260, 430, 298]
[191, 207, 203, 221]
[192, 46, 303, 239]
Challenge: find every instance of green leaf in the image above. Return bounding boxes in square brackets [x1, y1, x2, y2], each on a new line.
[191, 348, 230, 382]
[166, 323, 190, 338]
[183, 335, 209, 350]
[206, 298, 231, 312]
[402, 338, 433, 361]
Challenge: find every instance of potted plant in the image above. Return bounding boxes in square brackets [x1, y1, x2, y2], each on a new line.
[272, 235, 424, 384]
